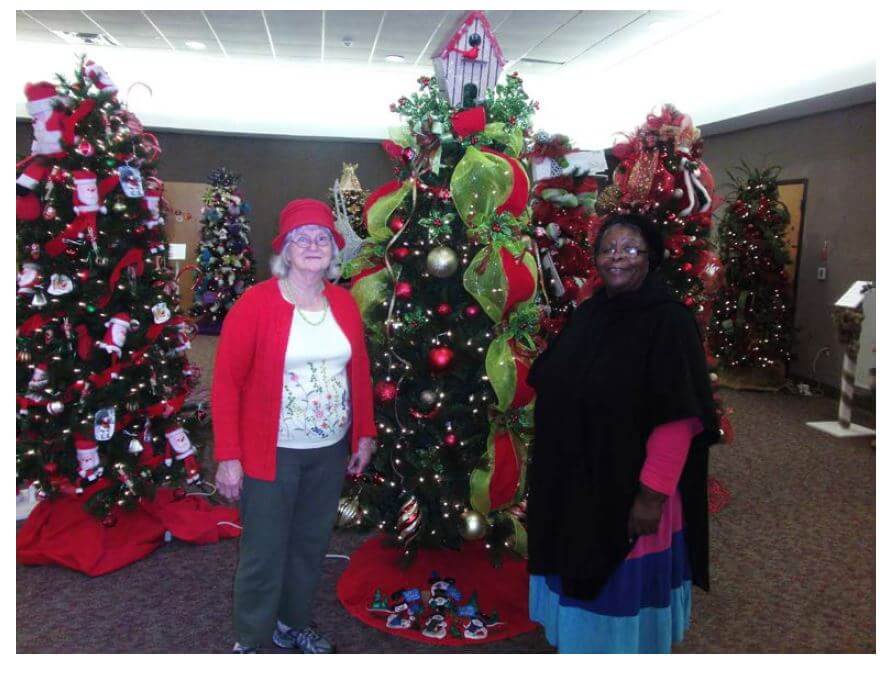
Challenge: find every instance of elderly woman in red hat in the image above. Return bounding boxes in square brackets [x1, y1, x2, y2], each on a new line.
[211, 198, 376, 654]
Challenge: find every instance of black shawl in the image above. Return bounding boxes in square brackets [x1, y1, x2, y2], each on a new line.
[526, 271, 719, 601]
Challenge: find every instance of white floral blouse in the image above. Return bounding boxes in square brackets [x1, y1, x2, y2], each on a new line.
[277, 307, 352, 448]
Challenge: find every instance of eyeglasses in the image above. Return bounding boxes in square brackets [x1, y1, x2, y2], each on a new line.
[597, 245, 648, 259]
[290, 232, 333, 249]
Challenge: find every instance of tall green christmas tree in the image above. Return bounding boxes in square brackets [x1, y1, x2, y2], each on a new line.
[341, 57, 540, 563]
[708, 164, 795, 378]
[16, 57, 202, 520]
[189, 167, 256, 332]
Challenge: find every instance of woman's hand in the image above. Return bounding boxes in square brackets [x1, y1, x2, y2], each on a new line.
[627, 484, 667, 540]
[215, 459, 244, 501]
[347, 437, 377, 476]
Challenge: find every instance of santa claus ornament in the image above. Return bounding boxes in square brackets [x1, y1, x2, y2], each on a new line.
[118, 165, 144, 198]
[143, 178, 164, 229]
[44, 169, 119, 257]
[74, 434, 104, 488]
[46, 273, 74, 296]
[151, 302, 171, 324]
[96, 313, 132, 362]
[23, 81, 68, 158]
[28, 362, 49, 391]
[94, 406, 117, 441]
[83, 60, 118, 94]
[164, 424, 201, 484]
[17, 263, 42, 296]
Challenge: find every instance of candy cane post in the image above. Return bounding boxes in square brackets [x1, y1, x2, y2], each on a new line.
[807, 282, 876, 439]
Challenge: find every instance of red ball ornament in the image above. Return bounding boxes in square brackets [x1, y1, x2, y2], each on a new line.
[390, 216, 405, 233]
[391, 246, 411, 262]
[374, 380, 397, 404]
[42, 205, 57, 221]
[76, 140, 95, 158]
[443, 433, 458, 447]
[684, 296, 695, 307]
[394, 282, 413, 300]
[464, 305, 481, 319]
[428, 346, 455, 373]
[681, 262, 694, 273]
[435, 303, 452, 317]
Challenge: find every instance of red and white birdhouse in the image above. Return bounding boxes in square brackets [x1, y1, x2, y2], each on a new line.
[433, 11, 506, 109]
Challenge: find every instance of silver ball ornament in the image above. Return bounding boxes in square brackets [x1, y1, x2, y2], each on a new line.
[426, 246, 458, 278]
[459, 509, 488, 541]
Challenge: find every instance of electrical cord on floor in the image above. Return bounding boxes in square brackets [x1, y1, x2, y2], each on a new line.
[172, 480, 351, 560]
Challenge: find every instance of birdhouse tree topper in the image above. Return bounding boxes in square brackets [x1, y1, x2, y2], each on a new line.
[433, 11, 506, 109]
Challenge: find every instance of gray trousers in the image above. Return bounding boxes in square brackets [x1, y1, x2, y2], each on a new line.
[233, 437, 349, 647]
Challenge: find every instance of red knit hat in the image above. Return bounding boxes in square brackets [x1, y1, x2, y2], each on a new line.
[272, 198, 344, 253]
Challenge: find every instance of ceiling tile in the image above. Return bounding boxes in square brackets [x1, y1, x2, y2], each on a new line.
[25, 10, 101, 34]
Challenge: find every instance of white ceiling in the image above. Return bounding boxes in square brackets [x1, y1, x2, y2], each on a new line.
[15, 8, 877, 149]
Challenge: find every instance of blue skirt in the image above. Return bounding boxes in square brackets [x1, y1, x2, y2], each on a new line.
[529, 490, 692, 653]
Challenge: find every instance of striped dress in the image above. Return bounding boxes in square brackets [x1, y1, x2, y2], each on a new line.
[529, 488, 691, 653]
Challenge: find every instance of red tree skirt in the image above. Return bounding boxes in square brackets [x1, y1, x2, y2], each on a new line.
[337, 535, 537, 646]
[17, 487, 240, 576]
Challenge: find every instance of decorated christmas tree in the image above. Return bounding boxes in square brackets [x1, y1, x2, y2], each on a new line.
[527, 131, 607, 337]
[596, 104, 733, 442]
[708, 164, 795, 383]
[188, 167, 256, 332]
[329, 163, 370, 238]
[340, 11, 540, 563]
[16, 57, 203, 521]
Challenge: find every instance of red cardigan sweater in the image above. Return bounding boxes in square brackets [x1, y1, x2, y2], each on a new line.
[211, 278, 376, 481]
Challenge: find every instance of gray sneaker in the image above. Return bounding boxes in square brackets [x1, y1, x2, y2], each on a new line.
[273, 622, 335, 653]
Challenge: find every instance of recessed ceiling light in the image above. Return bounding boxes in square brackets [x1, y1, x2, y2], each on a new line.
[185, 41, 206, 51]
[384, 55, 405, 63]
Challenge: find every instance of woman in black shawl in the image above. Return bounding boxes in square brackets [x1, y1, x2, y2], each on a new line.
[526, 213, 719, 653]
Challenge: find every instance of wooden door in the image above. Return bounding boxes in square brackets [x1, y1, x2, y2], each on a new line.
[161, 181, 206, 312]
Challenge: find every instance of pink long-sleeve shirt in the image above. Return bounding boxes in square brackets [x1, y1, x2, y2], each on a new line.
[639, 417, 704, 496]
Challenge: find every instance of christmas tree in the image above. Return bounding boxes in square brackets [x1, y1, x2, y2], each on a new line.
[329, 163, 370, 238]
[708, 164, 795, 380]
[527, 131, 606, 337]
[16, 57, 202, 521]
[596, 104, 733, 442]
[188, 167, 256, 332]
[341, 58, 540, 563]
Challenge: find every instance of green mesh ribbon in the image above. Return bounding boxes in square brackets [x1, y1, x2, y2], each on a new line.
[480, 122, 524, 157]
[366, 181, 411, 241]
[451, 146, 512, 229]
[469, 426, 527, 516]
[486, 335, 517, 412]
[350, 266, 391, 320]
[463, 243, 538, 324]
[505, 515, 528, 557]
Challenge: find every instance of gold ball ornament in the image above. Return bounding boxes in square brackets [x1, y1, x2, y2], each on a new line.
[336, 494, 360, 528]
[426, 246, 458, 278]
[459, 509, 488, 541]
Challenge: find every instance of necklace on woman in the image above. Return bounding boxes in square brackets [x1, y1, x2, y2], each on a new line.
[281, 277, 328, 326]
